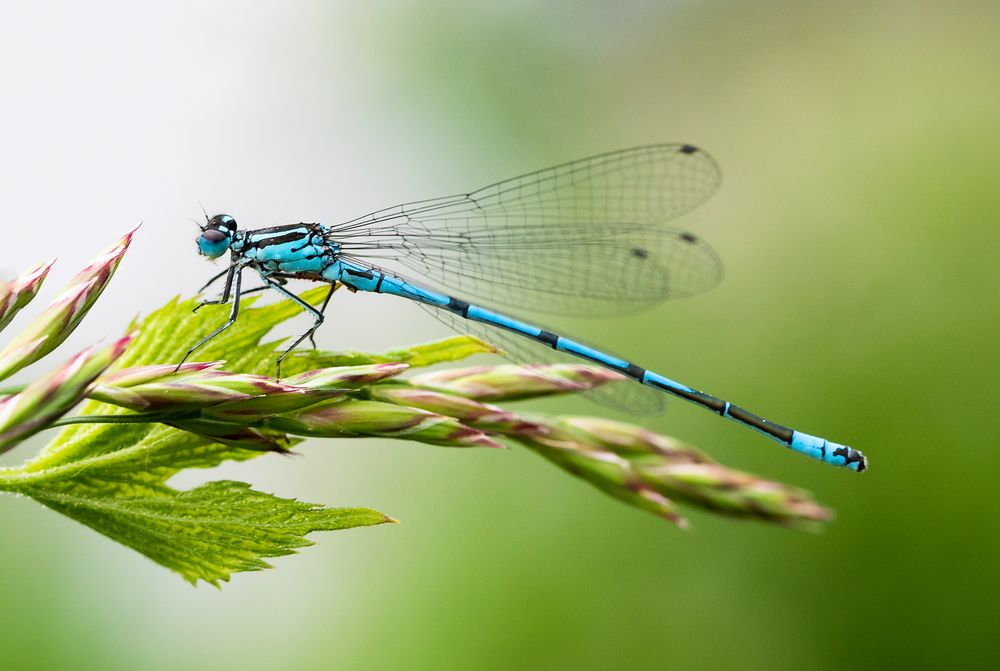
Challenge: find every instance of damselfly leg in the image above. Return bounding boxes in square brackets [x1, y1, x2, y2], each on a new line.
[177, 265, 243, 369]
[198, 267, 231, 294]
[262, 277, 326, 378]
[310, 284, 337, 348]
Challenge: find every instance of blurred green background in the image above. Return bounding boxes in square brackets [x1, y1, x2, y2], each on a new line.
[1, 1, 999, 669]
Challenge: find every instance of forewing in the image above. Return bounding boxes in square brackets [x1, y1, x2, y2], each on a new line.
[330, 144, 722, 316]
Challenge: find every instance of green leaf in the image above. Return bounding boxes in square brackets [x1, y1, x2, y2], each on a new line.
[301, 334, 498, 368]
[0, 286, 395, 585]
[21, 478, 392, 586]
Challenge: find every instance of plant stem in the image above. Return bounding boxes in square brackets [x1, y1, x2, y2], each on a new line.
[49, 412, 179, 427]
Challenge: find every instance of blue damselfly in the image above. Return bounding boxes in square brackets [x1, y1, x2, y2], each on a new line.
[184, 144, 866, 471]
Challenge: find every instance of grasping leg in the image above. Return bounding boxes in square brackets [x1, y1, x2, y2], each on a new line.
[309, 283, 337, 348]
[233, 280, 334, 349]
[193, 264, 237, 313]
[176, 266, 243, 369]
[198, 267, 232, 294]
[234, 276, 287, 299]
[263, 278, 327, 378]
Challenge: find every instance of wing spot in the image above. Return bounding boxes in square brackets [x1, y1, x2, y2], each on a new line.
[631, 247, 649, 259]
[679, 232, 697, 243]
[679, 144, 698, 154]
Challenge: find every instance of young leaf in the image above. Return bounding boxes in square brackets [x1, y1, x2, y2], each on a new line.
[22, 478, 391, 586]
[0, 259, 55, 333]
[0, 336, 132, 455]
[0, 228, 136, 380]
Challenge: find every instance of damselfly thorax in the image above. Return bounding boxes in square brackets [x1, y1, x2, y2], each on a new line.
[230, 224, 342, 283]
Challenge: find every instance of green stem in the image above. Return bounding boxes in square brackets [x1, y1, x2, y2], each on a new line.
[49, 412, 178, 427]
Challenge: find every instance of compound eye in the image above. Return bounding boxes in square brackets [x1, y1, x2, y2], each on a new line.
[208, 214, 237, 230]
[202, 229, 228, 243]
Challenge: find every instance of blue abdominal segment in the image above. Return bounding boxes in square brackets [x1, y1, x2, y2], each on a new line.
[338, 264, 866, 472]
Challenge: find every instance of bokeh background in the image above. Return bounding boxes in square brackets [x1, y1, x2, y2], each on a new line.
[1, 1, 998, 669]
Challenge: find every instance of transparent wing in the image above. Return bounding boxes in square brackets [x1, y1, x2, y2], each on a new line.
[329, 144, 723, 317]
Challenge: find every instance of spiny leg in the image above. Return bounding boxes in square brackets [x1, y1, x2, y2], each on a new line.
[176, 266, 243, 370]
[237, 276, 287, 302]
[197, 273, 287, 310]
[198, 267, 232, 294]
[193, 264, 237, 313]
[264, 278, 327, 378]
[309, 283, 337, 349]
[244, 281, 335, 349]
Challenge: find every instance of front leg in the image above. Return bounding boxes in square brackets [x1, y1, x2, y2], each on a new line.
[177, 266, 244, 370]
[198, 267, 232, 294]
[194, 264, 237, 313]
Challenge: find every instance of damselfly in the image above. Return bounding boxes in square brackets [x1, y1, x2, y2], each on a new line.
[184, 144, 866, 472]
